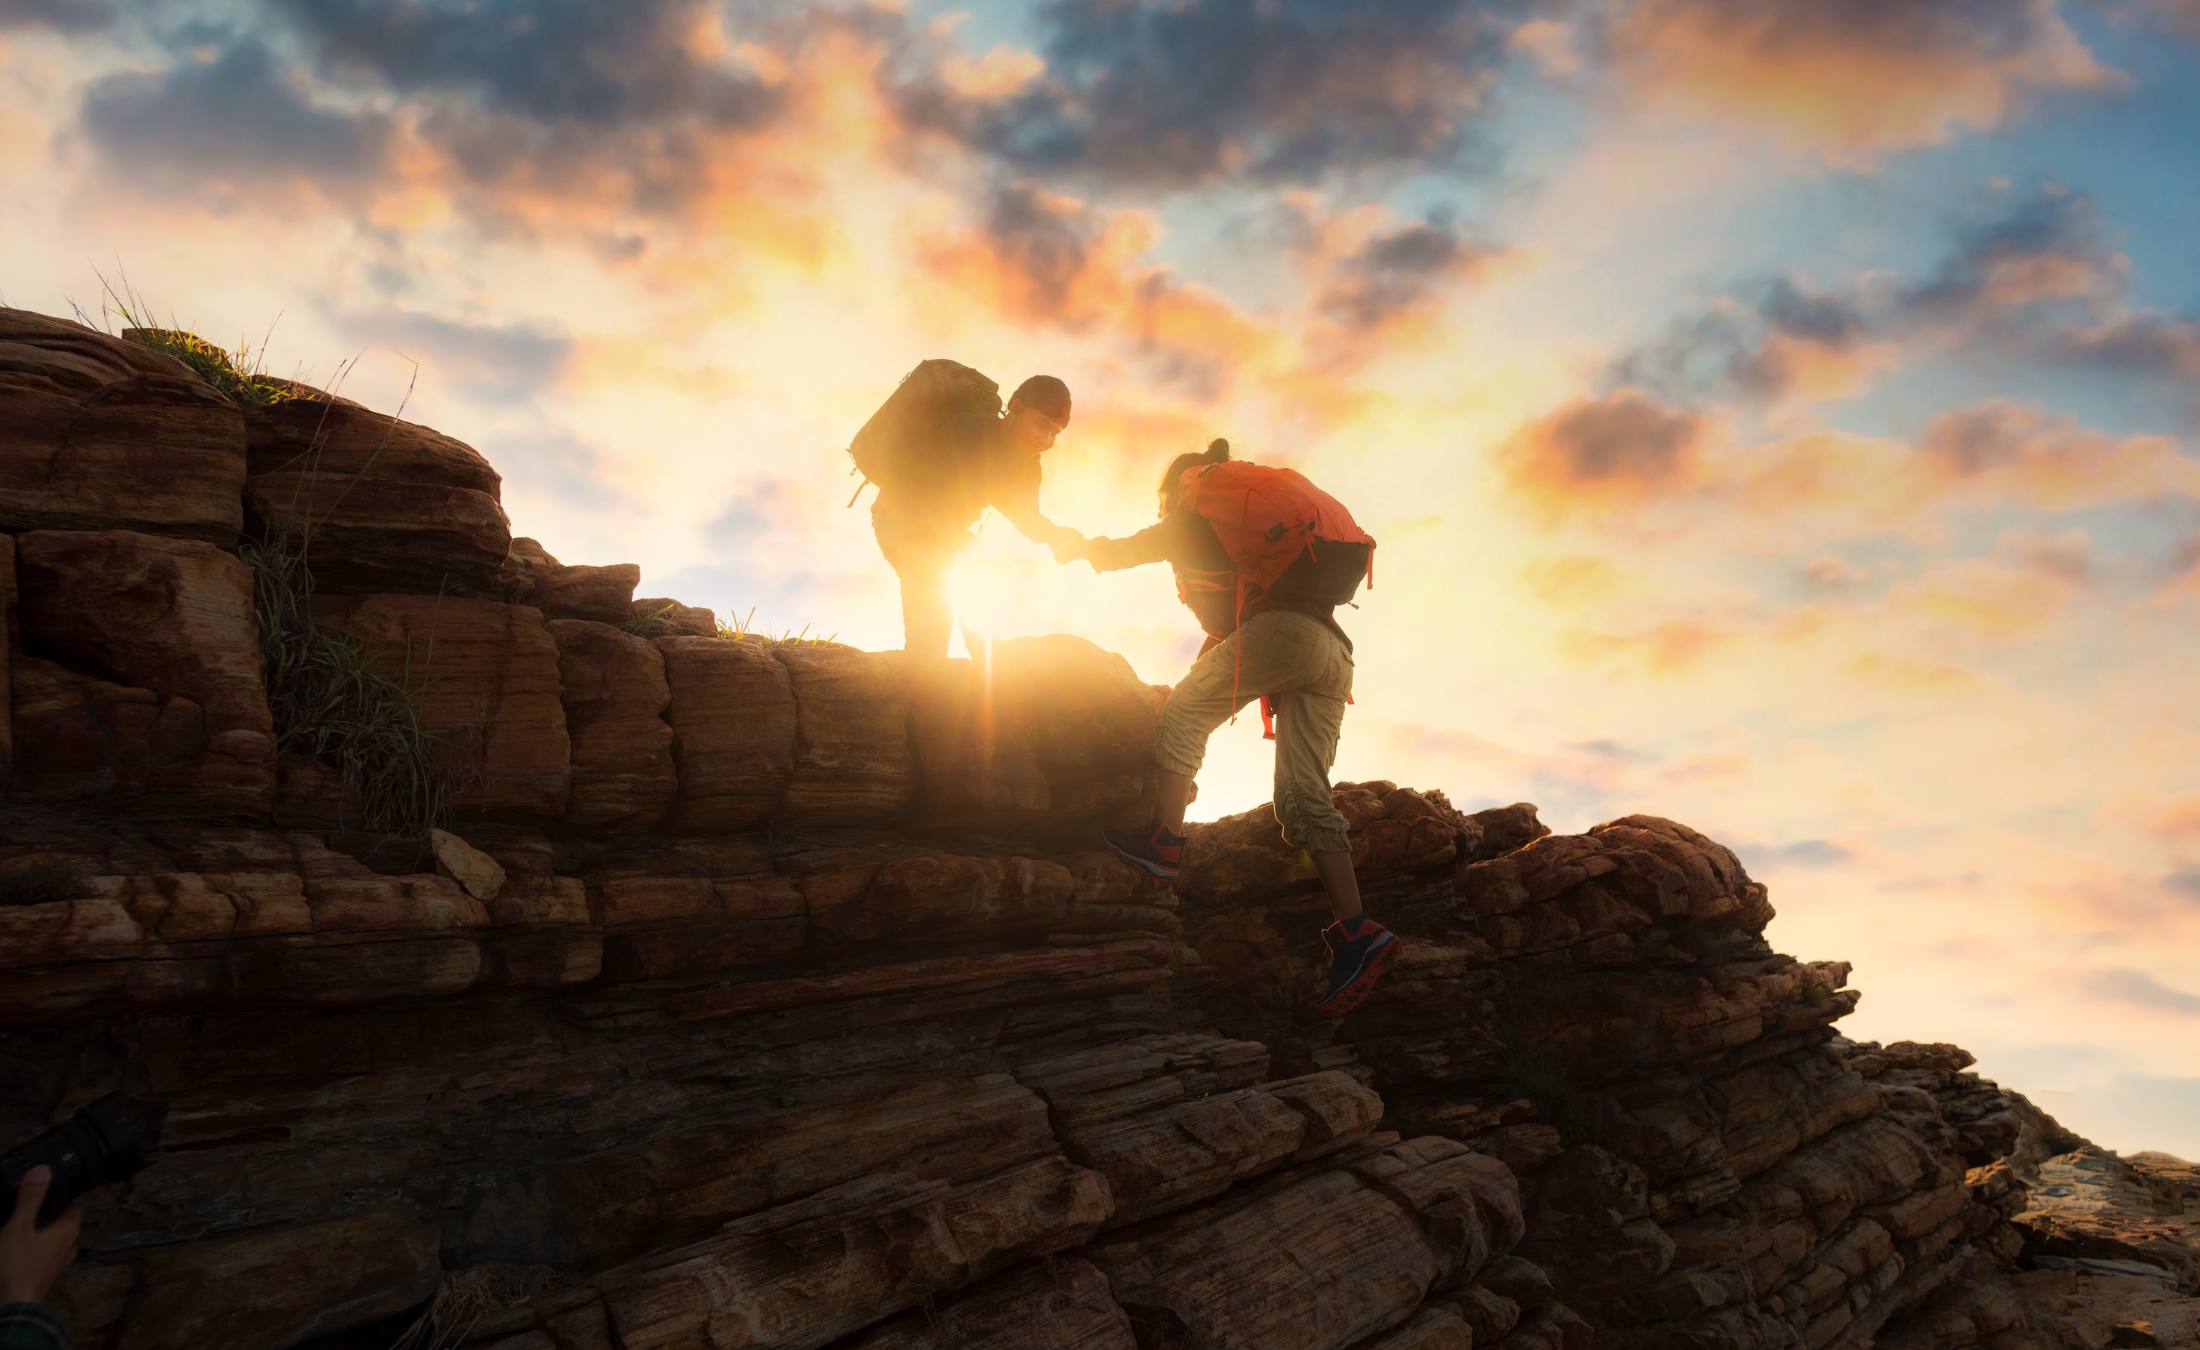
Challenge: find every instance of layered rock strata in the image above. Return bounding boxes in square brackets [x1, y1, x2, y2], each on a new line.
[1, 307, 2193, 1350]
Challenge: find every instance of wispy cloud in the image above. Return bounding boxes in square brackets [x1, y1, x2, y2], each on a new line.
[902, 0, 1532, 190]
[1604, 0, 2121, 163]
[2078, 967, 2200, 1017]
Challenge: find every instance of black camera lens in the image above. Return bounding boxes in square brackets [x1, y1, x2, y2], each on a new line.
[0, 1094, 157, 1225]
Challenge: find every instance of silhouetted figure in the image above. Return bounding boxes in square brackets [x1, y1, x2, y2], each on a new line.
[851, 364, 1081, 656]
[1060, 439, 1398, 1015]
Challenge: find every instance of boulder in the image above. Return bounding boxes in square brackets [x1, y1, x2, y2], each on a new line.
[533, 563, 639, 625]
[656, 636, 794, 829]
[10, 531, 274, 813]
[112, 1211, 440, 1350]
[629, 597, 715, 637]
[432, 828, 508, 901]
[2016, 1149, 2200, 1292]
[496, 534, 557, 598]
[1092, 1138, 1523, 1350]
[243, 395, 509, 594]
[501, 537, 641, 625]
[325, 595, 570, 820]
[909, 635, 1157, 834]
[1177, 781, 1476, 907]
[549, 619, 675, 828]
[595, 1158, 1113, 1350]
[0, 308, 248, 543]
[778, 642, 913, 826]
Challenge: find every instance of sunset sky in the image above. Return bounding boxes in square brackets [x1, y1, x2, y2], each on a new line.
[5, 0, 2199, 1157]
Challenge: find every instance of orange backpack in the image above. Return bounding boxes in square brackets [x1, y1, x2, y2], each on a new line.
[1172, 460, 1376, 735]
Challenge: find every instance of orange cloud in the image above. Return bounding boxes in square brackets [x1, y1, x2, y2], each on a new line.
[1497, 389, 1711, 520]
[1510, 19, 1582, 77]
[1557, 617, 1739, 677]
[1916, 402, 2200, 509]
[1845, 650, 1984, 694]
[1687, 406, 2200, 543]
[1284, 201, 1515, 359]
[1753, 332, 1903, 403]
[1882, 556, 2084, 641]
[2143, 796, 2200, 842]
[937, 45, 1045, 100]
[1609, 0, 2122, 163]
[1520, 554, 1626, 608]
[921, 182, 1277, 405]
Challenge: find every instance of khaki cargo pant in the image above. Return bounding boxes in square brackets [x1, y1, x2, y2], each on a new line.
[1156, 610, 1355, 856]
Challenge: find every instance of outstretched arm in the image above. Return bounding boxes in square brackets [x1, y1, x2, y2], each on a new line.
[988, 456, 1082, 553]
[1076, 520, 1173, 572]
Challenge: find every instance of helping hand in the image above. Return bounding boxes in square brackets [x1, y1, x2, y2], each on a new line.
[1048, 528, 1089, 565]
[1, 1166, 82, 1306]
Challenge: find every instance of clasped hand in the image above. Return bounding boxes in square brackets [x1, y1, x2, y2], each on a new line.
[1047, 526, 1090, 566]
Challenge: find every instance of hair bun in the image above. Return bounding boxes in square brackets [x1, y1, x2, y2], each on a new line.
[1206, 438, 1231, 461]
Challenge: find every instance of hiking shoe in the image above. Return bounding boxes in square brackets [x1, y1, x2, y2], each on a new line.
[1317, 918, 1399, 1016]
[1104, 818, 1187, 880]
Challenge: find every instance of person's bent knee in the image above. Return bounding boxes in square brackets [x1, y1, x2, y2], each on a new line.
[1274, 784, 1350, 857]
[1154, 706, 1209, 777]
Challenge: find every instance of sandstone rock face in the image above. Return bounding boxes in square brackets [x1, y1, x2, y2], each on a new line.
[778, 642, 913, 825]
[244, 396, 509, 595]
[0, 308, 248, 543]
[629, 596, 715, 636]
[2017, 1149, 2200, 1291]
[5, 319, 2192, 1350]
[531, 563, 639, 626]
[324, 594, 570, 819]
[910, 635, 1159, 835]
[656, 635, 793, 829]
[501, 537, 641, 625]
[549, 619, 675, 828]
[11, 531, 274, 813]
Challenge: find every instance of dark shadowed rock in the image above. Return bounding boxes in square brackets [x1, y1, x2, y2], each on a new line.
[656, 634, 794, 829]
[549, 619, 675, 828]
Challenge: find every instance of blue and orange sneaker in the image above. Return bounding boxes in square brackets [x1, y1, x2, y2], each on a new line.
[1316, 917, 1399, 1016]
[1104, 817, 1187, 880]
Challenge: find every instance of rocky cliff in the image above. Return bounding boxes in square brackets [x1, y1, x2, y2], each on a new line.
[1, 305, 2193, 1350]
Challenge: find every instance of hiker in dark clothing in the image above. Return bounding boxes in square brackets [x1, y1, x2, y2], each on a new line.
[871, 375, 1081, 656]
[1057, 439, 1399, 1015]
[0, 1167, 79, 1350]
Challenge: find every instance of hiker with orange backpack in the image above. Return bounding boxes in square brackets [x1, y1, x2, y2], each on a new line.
[848, 361, 1083, 656]
[1056, 439, 1400, 1015]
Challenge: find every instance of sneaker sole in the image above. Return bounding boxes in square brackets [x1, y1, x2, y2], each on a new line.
[1105, 840, 1180, 881]
[1317, 935, 1399, 1017]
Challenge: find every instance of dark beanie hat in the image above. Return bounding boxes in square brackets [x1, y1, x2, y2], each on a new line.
[1011, 375, 1071, 426]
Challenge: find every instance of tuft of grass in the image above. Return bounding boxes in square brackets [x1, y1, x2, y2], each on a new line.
[0, 862, 87, 908]
[245, 534, 456, 839]
[123, 326, 304, 409]
[1497, 1022, 1584, 1125]
[391, 1265, 561, 1350]
[716, 607, 837, 647]
[618, 600, 692, 639]
[75, 268, 308, 409]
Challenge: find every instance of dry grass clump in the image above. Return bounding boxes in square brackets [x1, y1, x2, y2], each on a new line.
[245, 535, 456, 838]
[718, 607, 837, 647]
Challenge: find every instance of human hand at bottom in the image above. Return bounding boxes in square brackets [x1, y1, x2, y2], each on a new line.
[1, 1167, 82, 1306]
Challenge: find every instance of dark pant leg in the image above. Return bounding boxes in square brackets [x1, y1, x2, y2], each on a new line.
[873, 505, 960, 657]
